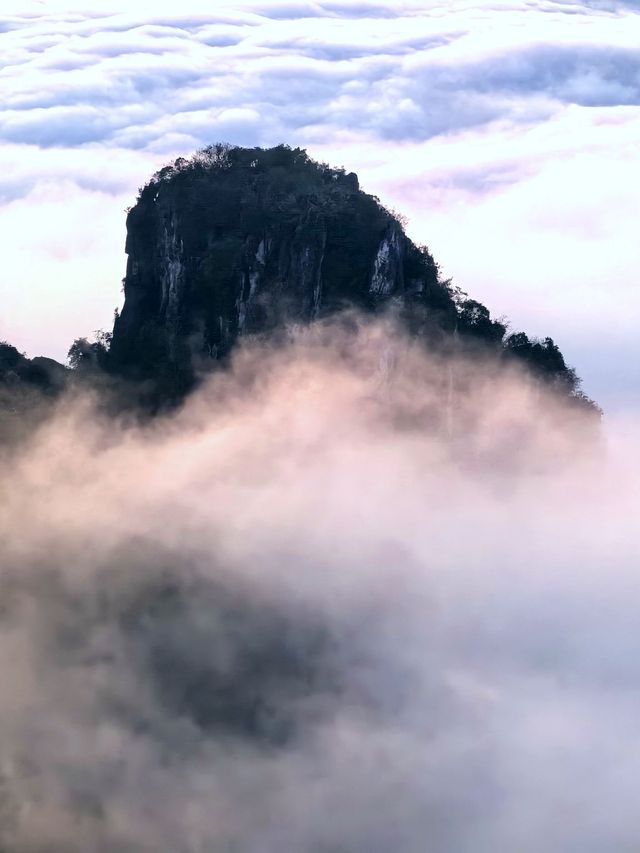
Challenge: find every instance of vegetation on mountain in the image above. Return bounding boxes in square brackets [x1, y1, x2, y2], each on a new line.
[107, 143, 598, 414]
[0, 143, 600, 429]
[0, 341, 68, 444]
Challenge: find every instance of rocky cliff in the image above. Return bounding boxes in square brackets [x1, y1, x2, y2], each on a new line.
[109, 144, 460, 394]
[108, 144, 596, 413]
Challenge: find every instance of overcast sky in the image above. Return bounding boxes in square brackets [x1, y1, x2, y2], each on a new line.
[1, 0, 638, 411]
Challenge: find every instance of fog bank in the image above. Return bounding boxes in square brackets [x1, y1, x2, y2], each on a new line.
[0, 319, 635, 852]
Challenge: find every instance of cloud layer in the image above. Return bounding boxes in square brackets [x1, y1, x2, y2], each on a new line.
[0, 321, 634, 852]
[3, 1, 640, 152]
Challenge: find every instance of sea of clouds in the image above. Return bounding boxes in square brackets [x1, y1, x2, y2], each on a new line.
[0, 318, 636, 852]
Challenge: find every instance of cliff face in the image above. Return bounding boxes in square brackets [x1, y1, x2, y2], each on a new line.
[109, 145, 455, 393]
[108, 144, 597, 415]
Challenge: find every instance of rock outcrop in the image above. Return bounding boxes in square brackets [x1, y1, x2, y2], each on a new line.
[109, 144, 456, 396]
[108, 144, 597, 415]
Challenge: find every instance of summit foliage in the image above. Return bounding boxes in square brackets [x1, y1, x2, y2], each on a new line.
[107, 143, 598, 415]
[0, 144, 600, 431]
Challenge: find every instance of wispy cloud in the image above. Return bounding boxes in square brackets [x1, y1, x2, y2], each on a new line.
[3, 1, 639, 151]
[0, 321, 636, 850]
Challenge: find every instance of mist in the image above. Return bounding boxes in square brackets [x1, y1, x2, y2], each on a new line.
[0, 317, 636, 852]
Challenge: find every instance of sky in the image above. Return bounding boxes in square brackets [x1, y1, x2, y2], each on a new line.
[1, 0, 638, 411]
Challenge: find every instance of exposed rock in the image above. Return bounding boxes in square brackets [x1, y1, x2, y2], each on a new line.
[109, 144, 453, 397]
[370, 223, 404, 297]
[106, 144, 598, 415]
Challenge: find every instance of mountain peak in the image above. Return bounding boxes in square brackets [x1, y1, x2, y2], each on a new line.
[109, 144, 454, 392]
[106, 143, 596, 414]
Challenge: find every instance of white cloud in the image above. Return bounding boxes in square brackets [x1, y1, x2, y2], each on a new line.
[0, 324, 638, 848]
